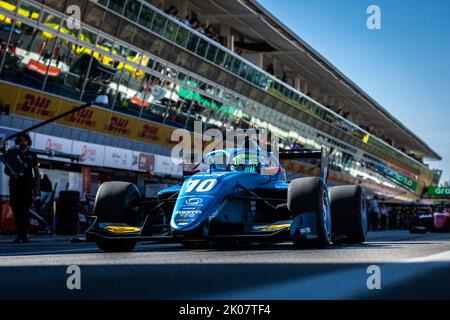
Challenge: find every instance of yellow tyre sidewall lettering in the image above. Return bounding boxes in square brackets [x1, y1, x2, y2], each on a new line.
[104, 226, 141, 234]
[265, 224, 291, 232]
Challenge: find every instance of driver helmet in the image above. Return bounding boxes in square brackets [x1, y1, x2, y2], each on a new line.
[233, 153, 259, 166]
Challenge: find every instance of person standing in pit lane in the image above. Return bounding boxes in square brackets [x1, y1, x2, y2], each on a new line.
[4, 133, 40, 243]
[380, 204, 389, 230]
[368, 195, 381, 231]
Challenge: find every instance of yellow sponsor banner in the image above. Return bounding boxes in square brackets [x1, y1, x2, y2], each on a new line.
[57, 99, 109, 132]
[363, 134, 370, 144]
[3, 81, 181, 148]
[0, 83, 19, 111]
[281, 160, 319, 176]
[102, 113, 139, 140]
[14, 86, 60, 120]
[134, 120, 176, 147]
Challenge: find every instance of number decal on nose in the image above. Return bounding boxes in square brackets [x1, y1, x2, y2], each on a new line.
[186, 179, 218, 193]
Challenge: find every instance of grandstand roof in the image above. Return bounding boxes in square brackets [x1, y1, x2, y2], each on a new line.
[188, 0, 441, 161]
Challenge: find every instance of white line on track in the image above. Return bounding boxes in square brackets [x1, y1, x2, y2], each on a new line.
[0, 243, 179, 259]
[0, 247, 99, 256]
[406, 249, 450, 263]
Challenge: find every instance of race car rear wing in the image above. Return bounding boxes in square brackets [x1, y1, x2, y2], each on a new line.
[279, 148, 330, 183]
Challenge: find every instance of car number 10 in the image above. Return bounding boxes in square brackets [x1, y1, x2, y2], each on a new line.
[186, 179, 218, 193]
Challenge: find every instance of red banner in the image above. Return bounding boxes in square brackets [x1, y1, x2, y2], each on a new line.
[82, 167, 91, 195]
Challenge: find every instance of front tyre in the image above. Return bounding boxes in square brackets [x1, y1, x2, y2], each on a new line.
[93, 182, 141, 252]
[94, 182, 141, 225]
[288, 177, 331, 249]
[330, 185, 367, 244]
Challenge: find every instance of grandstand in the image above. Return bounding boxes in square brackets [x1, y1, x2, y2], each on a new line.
[0, 0, 441, 201]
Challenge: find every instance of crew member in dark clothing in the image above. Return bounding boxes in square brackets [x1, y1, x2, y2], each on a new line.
[4, 133, 40, 243]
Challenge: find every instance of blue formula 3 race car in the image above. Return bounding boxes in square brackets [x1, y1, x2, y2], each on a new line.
[86, 147, 368, 252]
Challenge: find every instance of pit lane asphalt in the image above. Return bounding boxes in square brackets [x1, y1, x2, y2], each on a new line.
[0, 231, 449, 299]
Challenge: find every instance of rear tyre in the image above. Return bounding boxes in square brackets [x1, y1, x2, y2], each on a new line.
[93, 182, 141, 252]
[288, 177, 331, 249]
[330, 185, 367, 244]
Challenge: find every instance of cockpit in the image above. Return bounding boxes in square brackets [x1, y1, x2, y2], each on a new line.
[204, 149, 280, 175]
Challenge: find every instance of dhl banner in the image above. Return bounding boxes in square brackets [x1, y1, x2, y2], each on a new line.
[282, 160, 320, 178]
[58, 99, 109, 132]
[135, 121, 176, 147]
[0, 83, 19, 114]
[103, 114, 139, 139]
[15, 89, 60, 120]
[1, 82, 177, 148]
[1, 82, 233, 154]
